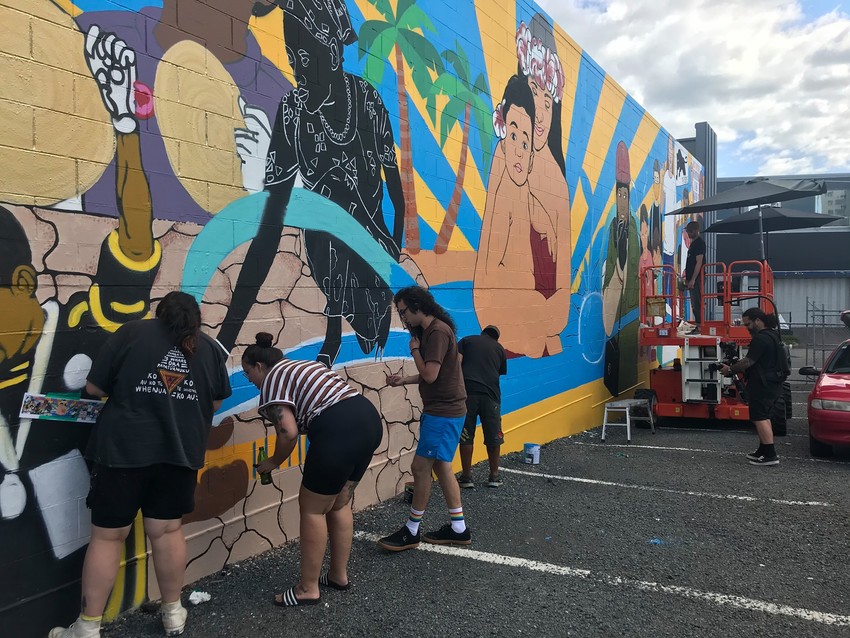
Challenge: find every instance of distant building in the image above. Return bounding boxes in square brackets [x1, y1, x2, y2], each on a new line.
[823, 188, 849, 223]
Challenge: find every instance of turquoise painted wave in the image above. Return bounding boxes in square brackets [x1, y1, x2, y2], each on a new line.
[181, 190, 415, 302]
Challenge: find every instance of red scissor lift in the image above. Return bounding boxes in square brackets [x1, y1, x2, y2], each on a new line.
[636, 260, 780, 426]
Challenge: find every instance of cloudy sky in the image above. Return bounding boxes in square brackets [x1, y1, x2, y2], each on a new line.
[537, 0, 850, 177]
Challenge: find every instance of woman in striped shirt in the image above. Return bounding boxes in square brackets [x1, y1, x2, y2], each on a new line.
[242, 332, 382, 607]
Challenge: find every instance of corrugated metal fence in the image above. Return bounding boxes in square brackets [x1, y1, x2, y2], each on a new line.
[773, 275, 850, 327]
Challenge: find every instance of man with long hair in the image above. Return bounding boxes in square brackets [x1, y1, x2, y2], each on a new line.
[378, 286, 470, 550]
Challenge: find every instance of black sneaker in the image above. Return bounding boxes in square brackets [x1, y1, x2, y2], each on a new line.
[748, 454, 779, 466]
[486, 474, 503, 488]
[745, 448, 763, 462]
[422, 523, 472, 546]
[377, 525, 420, 552]
[457, 475, 474, 489]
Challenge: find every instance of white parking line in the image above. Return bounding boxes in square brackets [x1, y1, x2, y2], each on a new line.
[356, 532, 850, 627]
[499, 467, 833, 507]
[649, 427, 806, 438]
[570, 441, 849, 464]
[652, 430, 807, 439]
[575, 441, 732, 454]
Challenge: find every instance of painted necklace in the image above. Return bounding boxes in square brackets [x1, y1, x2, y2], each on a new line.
[317, 75, 354, 143]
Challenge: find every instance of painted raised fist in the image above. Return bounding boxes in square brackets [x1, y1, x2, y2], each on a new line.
[84, 24, 137, 133]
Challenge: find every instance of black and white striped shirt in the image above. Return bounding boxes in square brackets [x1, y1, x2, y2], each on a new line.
[258, 359, 358, 433]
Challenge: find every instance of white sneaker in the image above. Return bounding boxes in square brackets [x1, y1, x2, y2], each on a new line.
[48, 617, 101, 638]
[161, 601, 188, 636]
[677, 321, 696, 336]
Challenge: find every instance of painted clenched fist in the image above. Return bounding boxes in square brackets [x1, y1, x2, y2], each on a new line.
[84, 24, 138, 133]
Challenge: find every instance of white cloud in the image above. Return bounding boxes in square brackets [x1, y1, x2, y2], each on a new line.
[536, 0, 850, 176]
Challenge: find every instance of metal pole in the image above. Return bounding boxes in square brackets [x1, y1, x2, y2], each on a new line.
[805, 296, 810, 367]
[758, 206, 766, 261]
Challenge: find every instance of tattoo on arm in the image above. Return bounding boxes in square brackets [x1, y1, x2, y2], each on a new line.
[267, 405, 287, 433]
[732, 357, 754, 374]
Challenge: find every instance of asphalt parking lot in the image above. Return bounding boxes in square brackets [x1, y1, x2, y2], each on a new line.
[105, 379, 850, 638]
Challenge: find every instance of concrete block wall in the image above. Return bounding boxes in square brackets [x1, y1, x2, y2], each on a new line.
[0, 1, 702, 635]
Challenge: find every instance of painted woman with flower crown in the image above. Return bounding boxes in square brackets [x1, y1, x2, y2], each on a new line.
[474, 14, 572, 359]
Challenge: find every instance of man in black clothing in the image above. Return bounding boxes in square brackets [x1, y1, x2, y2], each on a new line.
[684, 220, 706, 326]
[457, 325, 508, 488]
[719, 308, 781, 466]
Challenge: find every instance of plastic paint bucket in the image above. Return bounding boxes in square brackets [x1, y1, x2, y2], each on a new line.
[523, 443, 541, 464]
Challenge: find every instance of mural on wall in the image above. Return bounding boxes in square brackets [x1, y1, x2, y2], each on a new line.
[475, 17, 571, 359]
[0, 15, 160, 626]
[218, 0, 410, 367]
[74, 0, 294, 222]
[602, 141, 639, 396]
[0, 0, 703, 634]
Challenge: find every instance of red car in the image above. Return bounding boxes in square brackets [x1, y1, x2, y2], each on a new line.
[801, 338, 850, 457]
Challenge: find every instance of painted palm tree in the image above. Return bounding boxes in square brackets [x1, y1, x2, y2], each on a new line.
[430, 42, 494, 254]
[359, 0, 443, 254]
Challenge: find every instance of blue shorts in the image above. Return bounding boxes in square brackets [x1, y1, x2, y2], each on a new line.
[417, 412, 465, 462]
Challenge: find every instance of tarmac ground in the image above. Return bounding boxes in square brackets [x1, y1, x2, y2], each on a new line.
[100, 366, 850, 638]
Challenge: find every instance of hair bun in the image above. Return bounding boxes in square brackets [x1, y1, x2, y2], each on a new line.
[255, 332, 274, 348]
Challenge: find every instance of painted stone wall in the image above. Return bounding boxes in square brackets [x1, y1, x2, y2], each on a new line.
[0, 0, 703, 635]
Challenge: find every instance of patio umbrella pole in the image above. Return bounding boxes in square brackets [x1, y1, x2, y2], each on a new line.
[758, 206, 766, 261]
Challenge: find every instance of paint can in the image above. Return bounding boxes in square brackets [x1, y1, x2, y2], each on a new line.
[523, 443, 541, 465]
[404, 481, 415, 503]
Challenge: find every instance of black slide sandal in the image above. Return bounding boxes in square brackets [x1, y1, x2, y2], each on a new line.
[319, 573, 351, 591]
[274, 587, 321, 607]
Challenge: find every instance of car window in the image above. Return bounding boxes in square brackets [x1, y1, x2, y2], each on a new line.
[826, 344, 850, 374]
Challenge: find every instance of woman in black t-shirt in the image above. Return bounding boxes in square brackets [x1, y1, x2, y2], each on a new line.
[50, 292, 231, 638]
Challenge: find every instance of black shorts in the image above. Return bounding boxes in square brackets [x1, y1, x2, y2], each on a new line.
[87, 464, 198, 528]
[303, 395, 383, 496]
[460, 393, 504, 447]
[748, 384, 782, 421]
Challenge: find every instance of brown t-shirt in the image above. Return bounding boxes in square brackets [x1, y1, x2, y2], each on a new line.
[418, 318, 467, 417]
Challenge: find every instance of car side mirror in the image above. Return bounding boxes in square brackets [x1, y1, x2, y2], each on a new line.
[798, 366, 821, 376]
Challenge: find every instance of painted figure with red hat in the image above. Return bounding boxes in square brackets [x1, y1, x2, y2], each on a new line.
[602, 141, 640, 395]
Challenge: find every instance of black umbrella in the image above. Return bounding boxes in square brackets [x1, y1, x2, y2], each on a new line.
[703, 206, 842, 261]
[704, 206, 842, 234]
[667, 177, 828, 260]
[666, 177, 827, 216]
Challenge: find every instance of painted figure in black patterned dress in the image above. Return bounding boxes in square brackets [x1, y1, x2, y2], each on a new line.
[219, 0, 406, 367]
